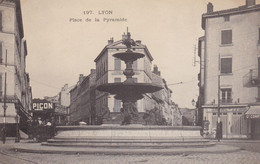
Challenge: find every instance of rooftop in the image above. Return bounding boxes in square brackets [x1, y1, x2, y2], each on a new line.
[202, 3, 260, 29]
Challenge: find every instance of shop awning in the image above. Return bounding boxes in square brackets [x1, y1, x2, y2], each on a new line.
[245, 106, 260, 119]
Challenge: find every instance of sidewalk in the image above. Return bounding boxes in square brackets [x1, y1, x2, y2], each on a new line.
[1, 139, 260, 164]
[3, 139, 241, 155]
[211, 139, 260, 144]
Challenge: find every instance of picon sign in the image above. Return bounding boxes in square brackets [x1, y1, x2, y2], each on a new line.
[32, 99, 55, 111]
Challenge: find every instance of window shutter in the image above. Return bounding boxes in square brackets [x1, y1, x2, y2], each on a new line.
[0, 75, 2, 96]
[0, 43, 2, 63]
[114, 78, 121, 83]
[221, 58, 232, 73]
[114, 99, 121, 112]
[259, 28, 260, 41]
[133, 60, 137, 70]
[114, 58, 121, 70]
[221, 30, 232, 44]
[0, 12, 2, 31]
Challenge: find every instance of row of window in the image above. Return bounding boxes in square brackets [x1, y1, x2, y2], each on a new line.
[114, 58, 137, 70]
[114, 77, 137, 83]
[221, 28, 260, 45]
[96, 59, 107, 79]
[96, 57, 138, 79]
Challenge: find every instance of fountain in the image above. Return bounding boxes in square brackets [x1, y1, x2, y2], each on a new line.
[96, 31, 163, 125]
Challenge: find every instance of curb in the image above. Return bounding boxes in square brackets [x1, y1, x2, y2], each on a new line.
[11, 144, 241, 156]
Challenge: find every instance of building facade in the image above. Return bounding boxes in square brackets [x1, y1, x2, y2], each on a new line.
[69, 70, 96, 124]
[198, 0, 260, 139]
[150, 65, 182, 125]
[0, 0, 32, 136]
[44, 84, 75, 125]
[94, 34, 154, 123]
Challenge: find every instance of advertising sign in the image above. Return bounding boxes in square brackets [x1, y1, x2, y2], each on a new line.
[32, 99, 55, 111]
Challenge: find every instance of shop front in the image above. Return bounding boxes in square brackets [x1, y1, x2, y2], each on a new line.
[31, 99, 55, 124]
[245, 105, 260, 139]
[0, 97, 31, 137]
[203, 105, 250, 138]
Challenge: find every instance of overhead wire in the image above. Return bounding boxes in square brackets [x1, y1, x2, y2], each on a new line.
[0, 65, 61, 90]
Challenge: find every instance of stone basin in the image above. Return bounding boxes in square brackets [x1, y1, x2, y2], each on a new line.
[55, 125, 202, 140]
[113, 52, 144, 62]
[96, 83, 163, 100]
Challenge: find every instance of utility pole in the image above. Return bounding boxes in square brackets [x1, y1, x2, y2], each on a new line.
[217, 53, 221, 142]
[2, 50, 7, 144]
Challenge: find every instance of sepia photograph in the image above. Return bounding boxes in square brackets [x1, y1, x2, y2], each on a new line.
[0, 0, 260, 163]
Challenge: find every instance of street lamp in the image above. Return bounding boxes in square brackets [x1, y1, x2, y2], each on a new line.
[191, 99, 197, 126]
[192, 99, 196, 106]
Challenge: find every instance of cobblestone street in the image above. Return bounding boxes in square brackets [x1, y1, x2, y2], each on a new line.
[1, 140, 260, 164]
[1, 149, 260, 164]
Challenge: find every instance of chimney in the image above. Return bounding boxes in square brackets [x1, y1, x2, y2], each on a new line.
[136, 40, 141, 44]
[122, 32, 127, 40]
[152, 65, 161, 76]
[108, 37, 114, 44]
[79, 74, 84, 83]
[207, 2, 213, 13]
[246, 0, 255, 7]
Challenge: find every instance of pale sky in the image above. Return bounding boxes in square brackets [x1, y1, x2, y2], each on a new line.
[20, 0, 260, 108]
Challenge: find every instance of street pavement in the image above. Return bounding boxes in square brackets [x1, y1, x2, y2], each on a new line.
[1, 139, 260, 164]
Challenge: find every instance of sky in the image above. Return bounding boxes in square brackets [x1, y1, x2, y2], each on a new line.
[20, 0, 260, 108]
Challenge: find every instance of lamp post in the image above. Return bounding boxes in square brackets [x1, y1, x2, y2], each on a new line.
[2, 51, 8, 144]
[192, 99, 197, 126]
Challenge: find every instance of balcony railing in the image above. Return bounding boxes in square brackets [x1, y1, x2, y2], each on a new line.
[221, 99, 232, 104]
[243, 68, 260, 87]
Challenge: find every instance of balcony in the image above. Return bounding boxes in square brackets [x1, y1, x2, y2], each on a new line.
[221, 98, 232, 104]
[243, 69, 260, 87]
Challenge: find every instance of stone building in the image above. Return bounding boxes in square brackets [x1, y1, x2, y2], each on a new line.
[69, 69, 96, 124]
[198, 0, 260, 138]
[147, 65, 182, 125]
[0, 0, 32, 137]
[44, 84, 75, 125]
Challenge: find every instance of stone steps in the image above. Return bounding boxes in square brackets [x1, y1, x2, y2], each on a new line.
[12, 143, 241, 155]
[48, 138, 210, 143]
[43, 137, 213, 149]
[42, 141, 214, 149]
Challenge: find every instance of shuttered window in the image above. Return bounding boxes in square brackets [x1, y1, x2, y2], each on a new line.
[114, 78, 121, 83]
[0, 12, 2, 31]
[221, 30, 232, 44]
[221, 58, 232, 73]
[113, 77, 121, 112]
[221, 88, 232, 103]
[258, 28, 260, 43]
[0, 43, 2, 63]
[133, 60, 137, 70]
[0, 74, 2, 96]
[114, 58, 121, 70]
